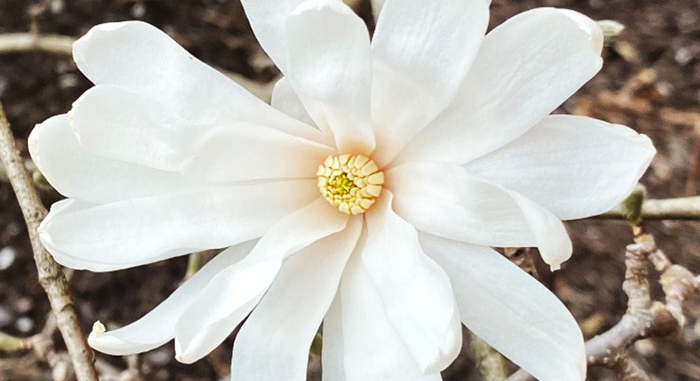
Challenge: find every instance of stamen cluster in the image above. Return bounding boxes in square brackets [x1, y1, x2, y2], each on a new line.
[317, 154, 384, 215]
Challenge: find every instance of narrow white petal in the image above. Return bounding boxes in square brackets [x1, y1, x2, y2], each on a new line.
[396, 8, 604, 165]
[285, 0, 375, 154]
[371, 0, 490, 166]
[363, 191, 462, 373]
[239, 0, 306, 72]
[322, 294, 345, 381]
[69, 85, 208, 171]
[271, 77, 318, 130]
[38, 180, 318, 272]
[174, 199, 348, 363]
[28, 114, 205, 204]
[388, 163, 572, 269]
[340, 252, 442, 381]
[179, 124, 334, 183]
[466, 115, 656, 220]
[88, 241, 255, 355]
[231, 216, 362, 381]
[420, 234, 586, 381]
[73, 21, 321, 141]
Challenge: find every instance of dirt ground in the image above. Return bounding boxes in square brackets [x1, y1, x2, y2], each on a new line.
[0, 0, 699, 380]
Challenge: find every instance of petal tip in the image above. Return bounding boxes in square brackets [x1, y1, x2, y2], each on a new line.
[555, 9, 604, 55]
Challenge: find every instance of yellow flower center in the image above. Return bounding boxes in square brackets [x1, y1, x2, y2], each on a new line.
[317, 154, 384, 215]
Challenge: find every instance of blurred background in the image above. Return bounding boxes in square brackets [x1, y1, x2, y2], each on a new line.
[0, 0, 698, 380]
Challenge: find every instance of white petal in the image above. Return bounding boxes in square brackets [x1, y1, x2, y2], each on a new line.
[73, 21, 321, 141]
[174, 198, 348, 363]
[38, 180, 318, 272]
[69, 86, 208, 171]
[230, 216, 362, 381]
[28, 114, 204, 204]
[321, 294, 345, 381]
[339, 252, 442, 381]
[396, 8, 604, 166]
[271, 77, 317, 129]
[466, 115, 656, 220]
[239, 0, 306, 72]
[179, 124, 334, 183]
[285, 0, 375, 154]
[420, 234, 586, 381]
[388, 163, 572, 269]
[370, 0, 490, 166]
[363, 191, 461, 373]
[88, 240, 255, 355]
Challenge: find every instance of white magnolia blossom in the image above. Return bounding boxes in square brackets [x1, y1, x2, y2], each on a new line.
[29, 0, 655, 380]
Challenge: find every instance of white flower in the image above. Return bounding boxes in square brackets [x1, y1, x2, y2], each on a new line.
[28, 0, 655, 380]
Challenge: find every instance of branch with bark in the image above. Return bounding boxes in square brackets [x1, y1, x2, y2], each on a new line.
[506, 226, 699, 381]
[0, 103, 99, 381]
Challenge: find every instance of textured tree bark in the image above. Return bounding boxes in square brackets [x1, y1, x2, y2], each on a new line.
[0, 103, 99, 381]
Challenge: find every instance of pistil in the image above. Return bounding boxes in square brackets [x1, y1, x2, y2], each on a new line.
[317, 154, 384, 215]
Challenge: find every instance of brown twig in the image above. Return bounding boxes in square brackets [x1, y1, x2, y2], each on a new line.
[0, 103, 99, 381]
[598, 196, 700, 220]
[469, 331, 509, 381]
[0, 33, 74, 55]
[506, 232, 698, 381]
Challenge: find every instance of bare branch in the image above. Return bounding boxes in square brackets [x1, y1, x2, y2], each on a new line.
[0, 331, 32, 353]
[469, 331, 508, 381]
[0, 33, 73, 55]
[0, 103, 99, 381]
[598, 196, 700, 220]
[506, 233, 697, 381]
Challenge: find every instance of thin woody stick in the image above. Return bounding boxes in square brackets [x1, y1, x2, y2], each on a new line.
[0, 103, 99, 381]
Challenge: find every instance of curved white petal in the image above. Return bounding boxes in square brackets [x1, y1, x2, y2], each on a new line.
[388, 163, 572, 269]
[339, 252, 442, 381]
[174, 198, 348, 363]
[230, 216, 362, 381]
[69, 85, 208, 171]
[28, 114, 205, 204]
[179, 124, 334, 183]
[73, 21, 321, 142]
[371, 0, 490, 166]
[87, 240, 255, 355]
[466, 115, 656, 220]
[363, 191, 461, 373]
[420, 234, 586, 381]
[38, 180, 318, 272]
[239, 0, 306, 72]
[271, 77, 317, 129]
[285, 0, 375, 154]
[321, 294, 346, 381]
[396, 8, 604, 166]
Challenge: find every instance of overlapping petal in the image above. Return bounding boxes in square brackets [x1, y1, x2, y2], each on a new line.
[238, 0, 306, 72]
[363, 191, 462, 373]
[284, 0, 375, 154]
[466, 115, 656, 220]
[73, 21, 322, 142]
[174, 199, 348, 363]
[388, 163, 572, 269]
[337, 252, 442, 381]
[230, 216, 362, 381]
[69, 85, 209, 171]
[271, 77, 318, 130]
[321, 295, 346, 381]
[395, 7, 604, 166]
[179, 125, 335, 183]
[420, 234, 586, 381]
[87, 240, 256, 355]
[370, 0, 491, 166]
[28, 114, 204, 204]
[39, 180, 318, 272]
